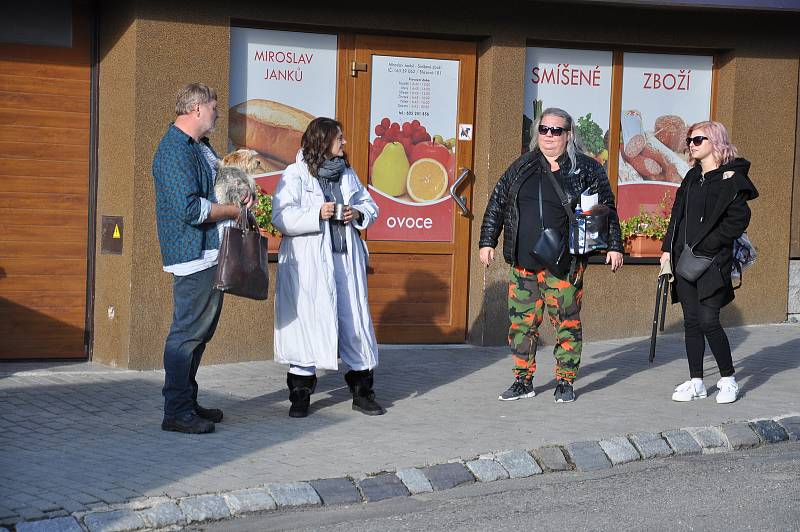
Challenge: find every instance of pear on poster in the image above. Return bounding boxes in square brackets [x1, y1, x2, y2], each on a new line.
[372, 141, 410, 197]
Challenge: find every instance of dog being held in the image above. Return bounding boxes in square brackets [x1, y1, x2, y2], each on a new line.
[221, 148, 261, 175]
[215, 149, 259, 205]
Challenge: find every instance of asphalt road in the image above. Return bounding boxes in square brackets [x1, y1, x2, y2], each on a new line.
[194, 442, 800, 532]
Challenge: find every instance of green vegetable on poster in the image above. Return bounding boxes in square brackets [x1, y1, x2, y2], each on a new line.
[577, 113, 604, 156]
[533, 99, 543, 121]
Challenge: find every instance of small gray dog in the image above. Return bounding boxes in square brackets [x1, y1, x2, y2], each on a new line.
[214, 166, 256, 205]
[214, 148, 259, 205]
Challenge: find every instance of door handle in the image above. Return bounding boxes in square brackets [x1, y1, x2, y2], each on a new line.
[450, 168, 471, 217]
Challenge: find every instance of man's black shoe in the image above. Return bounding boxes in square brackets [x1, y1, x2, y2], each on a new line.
[194, 405, 223, 423]
[161, 414, 215, 434]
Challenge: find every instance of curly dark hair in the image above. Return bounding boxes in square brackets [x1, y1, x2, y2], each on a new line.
[301, 117, 350, 177]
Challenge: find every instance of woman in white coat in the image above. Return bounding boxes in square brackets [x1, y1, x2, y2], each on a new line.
[272, 117, 384, 418]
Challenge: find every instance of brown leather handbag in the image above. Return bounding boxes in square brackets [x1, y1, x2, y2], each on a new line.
[213, 208, 269, 300]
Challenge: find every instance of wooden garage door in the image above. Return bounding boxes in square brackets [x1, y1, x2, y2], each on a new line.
[0, 7, 91, 359]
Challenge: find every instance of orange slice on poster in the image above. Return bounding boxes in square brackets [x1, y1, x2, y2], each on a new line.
[406, 158, 448, 203]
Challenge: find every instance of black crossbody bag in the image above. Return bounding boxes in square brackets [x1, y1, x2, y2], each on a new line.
[675, 181, 713, 282]
[529, 162, 575, 277]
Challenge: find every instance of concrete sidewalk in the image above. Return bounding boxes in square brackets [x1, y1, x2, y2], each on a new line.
[1, 322, 799, 529]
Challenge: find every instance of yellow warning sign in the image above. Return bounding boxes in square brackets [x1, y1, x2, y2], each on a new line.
[113, 225, 121, 239]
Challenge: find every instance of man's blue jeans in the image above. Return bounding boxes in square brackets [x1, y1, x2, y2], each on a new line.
[162, 265, 224, 420]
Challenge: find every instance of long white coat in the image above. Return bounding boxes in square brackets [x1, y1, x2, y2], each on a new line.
[272, 151, 379, 370]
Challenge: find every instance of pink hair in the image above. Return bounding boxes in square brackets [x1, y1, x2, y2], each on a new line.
[687, 120, 738, 166]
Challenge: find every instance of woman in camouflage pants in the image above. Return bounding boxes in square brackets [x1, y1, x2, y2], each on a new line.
[479, 108, 624, 403]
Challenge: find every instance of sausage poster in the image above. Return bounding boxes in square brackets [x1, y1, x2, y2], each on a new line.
[617, 52, 713, 219]
[367, 55, 460, 242]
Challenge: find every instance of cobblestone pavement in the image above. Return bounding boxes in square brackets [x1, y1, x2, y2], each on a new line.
[1, 323, 798, 528]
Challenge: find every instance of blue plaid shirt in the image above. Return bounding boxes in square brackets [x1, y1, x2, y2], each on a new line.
[152, 124, 220, 267]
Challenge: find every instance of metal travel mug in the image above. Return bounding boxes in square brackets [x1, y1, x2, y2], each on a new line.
[333, 203, 347, 221]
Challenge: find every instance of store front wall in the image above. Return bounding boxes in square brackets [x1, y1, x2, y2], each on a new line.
[91, 3, 798, 369]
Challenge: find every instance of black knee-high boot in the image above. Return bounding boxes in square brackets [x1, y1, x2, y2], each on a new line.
[344, 370, 385, 416]
[287, 373, 317, 418]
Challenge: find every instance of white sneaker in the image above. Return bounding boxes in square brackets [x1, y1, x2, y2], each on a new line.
[716, 377, 739, 404]
[672, 380, 707, 402]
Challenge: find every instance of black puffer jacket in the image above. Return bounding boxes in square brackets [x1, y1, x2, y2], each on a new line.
[479, 150, 623, 266]
[663, 157, 758, 307]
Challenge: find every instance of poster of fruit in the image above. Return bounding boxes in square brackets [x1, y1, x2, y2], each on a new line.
[367, 55, 460, 242]
[616, 52, 713, 219]
[522, 47, 613, 169]
[229, 28, 338, 190]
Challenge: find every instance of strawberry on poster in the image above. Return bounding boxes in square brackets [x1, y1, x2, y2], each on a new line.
[368, 55, 460, 242]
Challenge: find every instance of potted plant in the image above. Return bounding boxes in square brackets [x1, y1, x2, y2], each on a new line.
[620, 193, 672, 257]
[253, 185, 280, 250]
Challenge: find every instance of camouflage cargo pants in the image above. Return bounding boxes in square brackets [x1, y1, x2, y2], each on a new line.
[508, 263, 584, 383]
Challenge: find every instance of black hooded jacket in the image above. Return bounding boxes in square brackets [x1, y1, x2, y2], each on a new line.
[479, 149, 623, 267]
[663, 157, 758, 307]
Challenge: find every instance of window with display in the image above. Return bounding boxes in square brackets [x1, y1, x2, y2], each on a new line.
[522, 47, 715, 254]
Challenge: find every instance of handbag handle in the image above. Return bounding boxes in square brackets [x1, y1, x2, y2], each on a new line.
[537, 178, 544, 230]
[236, 207, 258, 233]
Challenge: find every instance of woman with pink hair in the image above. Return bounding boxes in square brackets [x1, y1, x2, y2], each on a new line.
[660, 121, 758, 404]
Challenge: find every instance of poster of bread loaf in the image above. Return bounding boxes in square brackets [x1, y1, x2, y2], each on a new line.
[522, 47, 613, 169]
[616, 52, 713, 219]
[229, 28, 338, 192]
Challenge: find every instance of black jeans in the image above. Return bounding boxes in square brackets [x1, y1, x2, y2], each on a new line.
[675, 275, 734, 379]
[162, 265, 224, 420]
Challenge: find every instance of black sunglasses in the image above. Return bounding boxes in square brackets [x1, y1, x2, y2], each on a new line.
[538, 125, 566, 136]
[685, 135, 709, 147]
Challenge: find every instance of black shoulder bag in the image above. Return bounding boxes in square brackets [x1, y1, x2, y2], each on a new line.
[529, 163, 574, 277]
[675, 181, 713, 282]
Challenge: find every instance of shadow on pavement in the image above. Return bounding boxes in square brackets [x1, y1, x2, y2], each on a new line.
[734, 336, 800, 400]
[0, 264, 511, 519]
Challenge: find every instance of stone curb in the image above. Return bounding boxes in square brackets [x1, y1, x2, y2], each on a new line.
[564, 441, 612, 471]
[11, 413, 799, 532]
[662, 429, 703, 456]
[683, 426, 729, 453]
[598, 437, 640, 465]
[775, 415, 800, 440]
[719, 423, 760, 450]
[628, 432, 673, 459]
[749, 419, 788, 444]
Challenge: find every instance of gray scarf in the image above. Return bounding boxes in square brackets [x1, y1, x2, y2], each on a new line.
[317, 157, 346, 182]
[317, 157, 347, 253]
